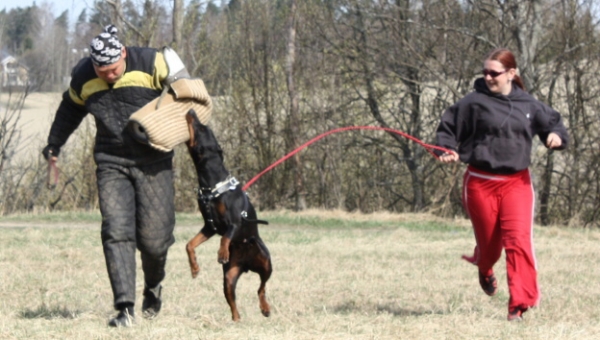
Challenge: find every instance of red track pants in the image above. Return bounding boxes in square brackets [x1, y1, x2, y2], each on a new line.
[461, 165, 540, 312]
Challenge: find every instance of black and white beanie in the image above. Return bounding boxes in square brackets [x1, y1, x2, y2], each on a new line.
[89, 25, 123, 66]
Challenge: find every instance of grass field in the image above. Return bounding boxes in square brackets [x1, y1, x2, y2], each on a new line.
[0, 209, 599, 339]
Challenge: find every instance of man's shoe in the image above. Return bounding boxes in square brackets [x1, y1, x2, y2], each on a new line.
[142, 284, 162, 319]
[478, 271, 498, 296]
[507, 307, 525, 321]
[108, 305, 135, 327]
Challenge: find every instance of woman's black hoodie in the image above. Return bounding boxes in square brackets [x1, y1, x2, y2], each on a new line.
[436, 78, 569, 174]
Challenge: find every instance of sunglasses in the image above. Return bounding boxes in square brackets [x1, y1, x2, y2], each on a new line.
[482, 69, 507, 78]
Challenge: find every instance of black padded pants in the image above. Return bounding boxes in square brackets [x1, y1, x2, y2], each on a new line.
[96, 158, 175, 309]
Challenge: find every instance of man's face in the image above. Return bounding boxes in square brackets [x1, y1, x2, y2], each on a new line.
[93, 48, 127, 84]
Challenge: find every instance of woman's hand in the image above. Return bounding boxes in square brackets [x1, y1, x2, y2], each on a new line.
[438, 150, 459, 163]
[546, 132, 562, 149]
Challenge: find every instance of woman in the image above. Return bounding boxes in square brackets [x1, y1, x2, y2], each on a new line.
[435, 48, 568, 321]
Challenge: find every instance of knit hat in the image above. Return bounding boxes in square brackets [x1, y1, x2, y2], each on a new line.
[89, 25, 123, 66]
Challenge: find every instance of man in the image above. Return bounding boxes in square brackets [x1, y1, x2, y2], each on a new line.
[42, 25, 177, 327]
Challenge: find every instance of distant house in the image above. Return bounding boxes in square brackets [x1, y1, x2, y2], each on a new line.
[0, 55, 29, 90]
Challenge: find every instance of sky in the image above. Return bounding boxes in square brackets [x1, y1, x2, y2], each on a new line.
[1, 0, 88, 25]
[1, 0, 192, 27]
[1, 0, 87, 15]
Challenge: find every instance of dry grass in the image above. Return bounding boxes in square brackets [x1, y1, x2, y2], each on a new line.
[0, 210, 599, 339]
[0, 92, 62, 161]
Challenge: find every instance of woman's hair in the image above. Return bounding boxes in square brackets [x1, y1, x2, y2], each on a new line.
[485, 48, 526, 91]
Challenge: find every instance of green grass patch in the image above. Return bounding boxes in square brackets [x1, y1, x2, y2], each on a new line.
[0, 210, 102, 223]
[2, 209, 463, 232]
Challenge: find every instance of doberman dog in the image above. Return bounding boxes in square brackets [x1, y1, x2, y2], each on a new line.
[184, 109, 272, 321]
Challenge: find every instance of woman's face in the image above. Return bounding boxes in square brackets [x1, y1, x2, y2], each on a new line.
[483, 59, 515, 95]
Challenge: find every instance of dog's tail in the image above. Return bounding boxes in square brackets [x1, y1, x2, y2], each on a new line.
[242, 216, 269, 225]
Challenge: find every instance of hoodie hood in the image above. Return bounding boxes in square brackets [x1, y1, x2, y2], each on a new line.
[473, 77, 528, 101]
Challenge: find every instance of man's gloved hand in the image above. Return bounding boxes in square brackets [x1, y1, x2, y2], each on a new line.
[42, 145, 60, 160]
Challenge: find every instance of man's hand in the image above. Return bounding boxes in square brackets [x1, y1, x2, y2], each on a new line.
[42, 145, 60, 161]
[546, 132, 562, 149]
[438, 150, 459, 163]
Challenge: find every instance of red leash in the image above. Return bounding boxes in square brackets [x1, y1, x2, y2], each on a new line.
[242, 126, 452, 191]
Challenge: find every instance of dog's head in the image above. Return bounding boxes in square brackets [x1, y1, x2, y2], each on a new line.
[185, 109, 223, 163]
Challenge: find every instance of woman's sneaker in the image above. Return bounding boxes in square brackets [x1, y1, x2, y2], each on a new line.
[507, 307, 526, 321]
[478, 272, 498, 296]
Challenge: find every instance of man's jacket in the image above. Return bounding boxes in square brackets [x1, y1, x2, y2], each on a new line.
[47, 47, 171, 165]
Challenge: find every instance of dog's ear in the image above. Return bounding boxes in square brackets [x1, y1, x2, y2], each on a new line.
[186, 111, 196, 147]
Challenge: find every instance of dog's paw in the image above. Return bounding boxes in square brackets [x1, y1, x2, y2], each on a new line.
[217, 249, 230, 264]
[191, 268, 200, 278]
[260, 300, 270, 317]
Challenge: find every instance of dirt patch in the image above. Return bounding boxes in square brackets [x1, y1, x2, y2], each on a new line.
[1, 92, 63, 161]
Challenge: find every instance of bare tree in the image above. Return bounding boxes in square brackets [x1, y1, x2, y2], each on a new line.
[0, 93, 26, 175]
[103, 0, 169, 47]
[285, 0, 306, 211]
[172, 0, 184, 53]
[2, 0, 599, 226]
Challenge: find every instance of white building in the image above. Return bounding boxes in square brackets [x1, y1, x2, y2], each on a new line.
[1, 55, 29, 90]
